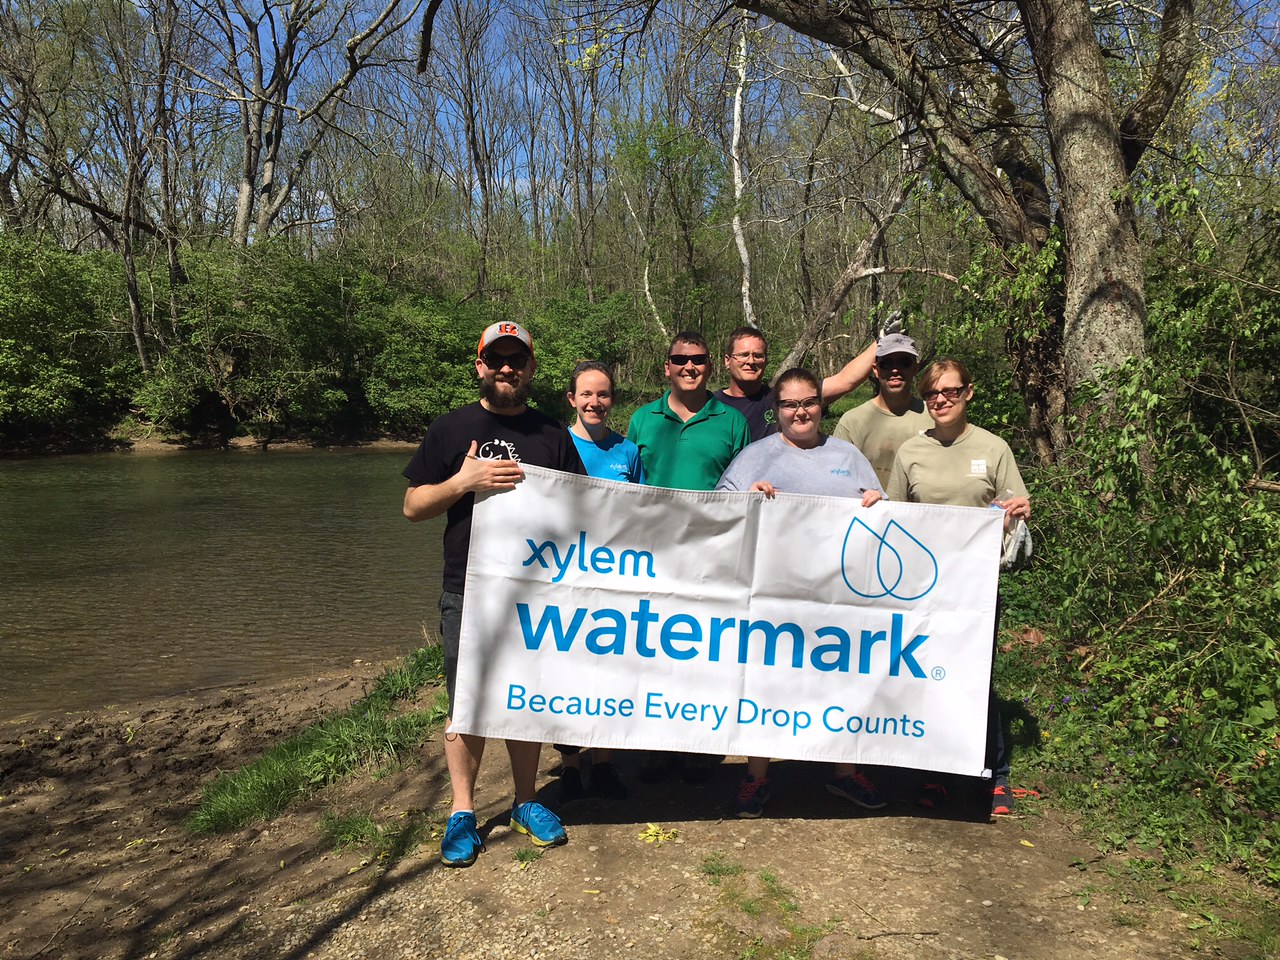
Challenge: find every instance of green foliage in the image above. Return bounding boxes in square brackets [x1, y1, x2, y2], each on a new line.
[937, 236, 1064, 435]
[0, 237, 669, 448]
[363, 296, 489, 435]
[524, 291, 650, 416]
[1142, 170, 1280, 473]
[610, 119, 733, 329]
[1001, 359, 1280, 885]
[0, 236, 134, 448]
[136, 244, 396, 443]
[365, 287, 652, 427]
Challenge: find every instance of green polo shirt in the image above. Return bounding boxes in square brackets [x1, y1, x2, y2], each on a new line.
[626, 390, 751, 490]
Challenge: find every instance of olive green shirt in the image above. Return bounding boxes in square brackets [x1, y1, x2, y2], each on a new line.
[832, 399, 933, 489]
[886, 424, 1028, 507]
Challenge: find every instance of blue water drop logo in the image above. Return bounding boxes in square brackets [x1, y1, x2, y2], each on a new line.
[840, 517, 939, 601]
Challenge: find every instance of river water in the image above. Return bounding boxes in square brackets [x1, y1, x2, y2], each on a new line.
[0, 448, 443, 722]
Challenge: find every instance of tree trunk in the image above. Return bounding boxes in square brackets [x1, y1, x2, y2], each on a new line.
[232, 104, 262, 246]
[1018, 0, 1147, 385]
[730, 23, 757, 328]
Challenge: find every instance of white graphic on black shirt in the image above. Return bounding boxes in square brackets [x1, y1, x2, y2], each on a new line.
[478, 438, 520, 462]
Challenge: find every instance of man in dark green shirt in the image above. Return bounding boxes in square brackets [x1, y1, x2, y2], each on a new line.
[624, 330, 750, 784]
[626, 330, 751, 490]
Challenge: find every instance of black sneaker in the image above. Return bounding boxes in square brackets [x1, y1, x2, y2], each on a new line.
[827, 772, 888, 810]
[587, 762, 628, 800]
[680, 753, 715, 784]
[559, 767, 586, 803]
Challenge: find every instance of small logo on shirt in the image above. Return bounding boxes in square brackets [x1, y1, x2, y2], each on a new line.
[830, 468, 850, 476]
[969, 459, 987, 476]
[479, 439, 520, 461]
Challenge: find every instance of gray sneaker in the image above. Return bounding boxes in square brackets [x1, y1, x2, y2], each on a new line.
[827, 772, 887, 810]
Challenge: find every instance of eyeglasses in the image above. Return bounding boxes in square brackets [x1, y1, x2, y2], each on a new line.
[777, 397, 821, 412]
[730, 351, 767, 362]
[481, 350, 530, 370]
[921, 386, 967, 403]
[668, 353, 709, 367]
[876, 354, 916, 371]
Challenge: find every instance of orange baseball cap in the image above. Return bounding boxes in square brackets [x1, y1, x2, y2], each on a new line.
[477, 321, 534, 358]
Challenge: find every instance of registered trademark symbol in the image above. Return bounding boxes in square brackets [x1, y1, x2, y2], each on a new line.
[931, 666, 946, 681]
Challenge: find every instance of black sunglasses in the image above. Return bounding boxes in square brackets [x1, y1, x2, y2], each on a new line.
[876, 354, 916, 371]
[481, 350, 530, 370]
[668, 353, 709, 367]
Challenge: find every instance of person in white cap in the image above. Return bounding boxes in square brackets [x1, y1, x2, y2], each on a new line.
[831, 332, 933, 489]
[402, 319, 585, 867]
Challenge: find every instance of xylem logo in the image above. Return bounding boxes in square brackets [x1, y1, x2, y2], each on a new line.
[840, 518, 938, 601]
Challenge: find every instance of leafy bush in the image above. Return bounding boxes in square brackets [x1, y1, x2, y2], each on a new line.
[524, 291, 650, 418]
[135, 244, 395, 442]
[363, 296, 483, 436]
[0, 237, 135, 448]
[1146, 266, 1279, 475]
[938, 235, 1064, 438]
[1002, 360, 1280, 884]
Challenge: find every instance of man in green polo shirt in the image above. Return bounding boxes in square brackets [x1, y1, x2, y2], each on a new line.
[627, 330, 751, 490]
[626, 330, 750, 784]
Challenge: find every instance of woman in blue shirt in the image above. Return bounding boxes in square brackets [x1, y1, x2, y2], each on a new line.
[556, 361, 644, 801]
[566, 360, 645, 484]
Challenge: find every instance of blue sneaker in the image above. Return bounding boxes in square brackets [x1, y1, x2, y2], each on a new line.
[733, 775, 770, 818]
[827, 772, 887, 810]
[510, 801, 568, 847]
[440, 811, 484, 867]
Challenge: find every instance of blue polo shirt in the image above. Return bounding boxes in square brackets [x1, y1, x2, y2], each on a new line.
[625, 391, 751, 490]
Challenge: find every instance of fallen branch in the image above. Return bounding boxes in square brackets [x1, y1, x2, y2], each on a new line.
[32, 873, 106, 958]
[857, 929, 940, 940]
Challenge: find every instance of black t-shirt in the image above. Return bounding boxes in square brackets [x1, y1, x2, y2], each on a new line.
[714, 386, 778, 442]
[403, 402, 586, 593]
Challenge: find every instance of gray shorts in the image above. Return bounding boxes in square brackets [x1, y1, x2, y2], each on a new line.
[439, 590, 464, 710]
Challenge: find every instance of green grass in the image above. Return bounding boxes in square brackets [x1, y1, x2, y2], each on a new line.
[701, 852, 745, 885]
[700, 854, 840, 960]
[321, 811, 381, 849]
[187, 645, 447, 834]
[320, 809, 433, 864]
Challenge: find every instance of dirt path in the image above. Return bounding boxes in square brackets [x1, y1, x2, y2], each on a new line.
[0, 669, 1264, 960]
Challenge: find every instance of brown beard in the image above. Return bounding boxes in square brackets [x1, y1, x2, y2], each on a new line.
[480, 375, 531, 409]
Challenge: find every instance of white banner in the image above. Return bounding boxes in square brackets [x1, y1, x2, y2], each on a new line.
[454, 465, 1002, 776]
